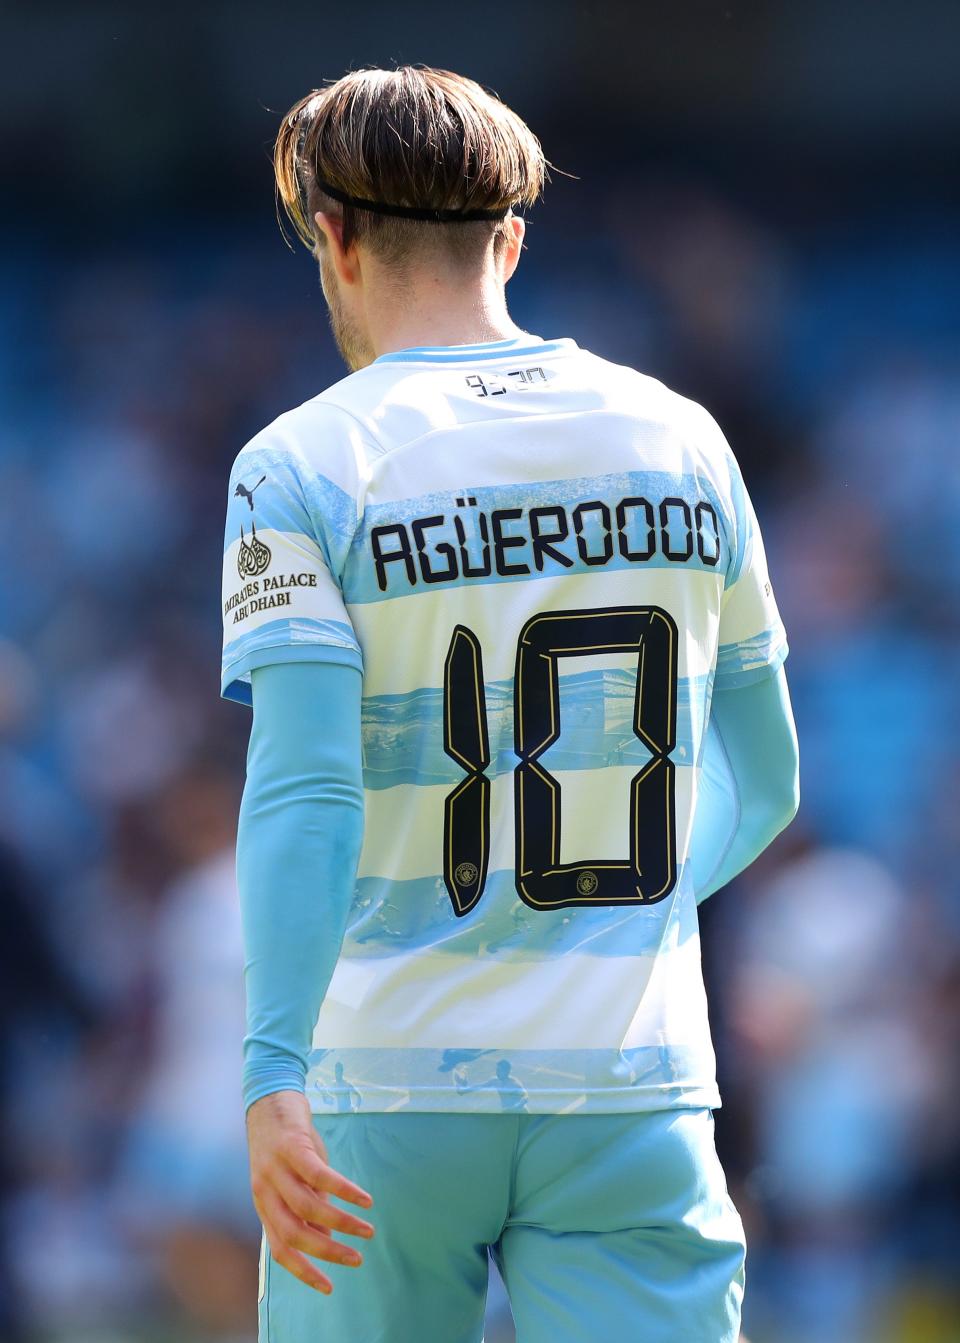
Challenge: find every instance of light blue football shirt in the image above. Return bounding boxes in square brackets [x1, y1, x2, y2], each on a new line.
[221, 333, 787, 1114]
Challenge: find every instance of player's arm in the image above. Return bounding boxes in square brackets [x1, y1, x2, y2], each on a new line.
[238, 658, 374, 1292]
[688, 664, 799, 904]
[221, 418, 377, 1292]
[688, 417, 799, 902]
[239, 658, 363, 1108]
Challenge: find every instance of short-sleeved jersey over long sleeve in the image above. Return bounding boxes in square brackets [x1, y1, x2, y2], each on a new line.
[221, 407, 367, 701]
[221, 333, 789, 1116]
[714, 440, 787, 689]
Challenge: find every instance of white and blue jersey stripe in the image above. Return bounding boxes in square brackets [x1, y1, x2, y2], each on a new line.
[221, 333, 787, 1114]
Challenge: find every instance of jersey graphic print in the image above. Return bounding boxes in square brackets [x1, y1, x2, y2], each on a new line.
[222, 334, 787, 1115]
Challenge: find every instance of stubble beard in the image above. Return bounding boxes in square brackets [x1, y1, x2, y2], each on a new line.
[320, 254, 374, 372]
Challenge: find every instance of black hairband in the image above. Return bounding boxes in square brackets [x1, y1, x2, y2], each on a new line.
[314, 175, 512, 223]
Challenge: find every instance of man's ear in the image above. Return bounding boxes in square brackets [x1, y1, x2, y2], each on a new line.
[500, 214, 526, 284]
[313, 210, 360, 285]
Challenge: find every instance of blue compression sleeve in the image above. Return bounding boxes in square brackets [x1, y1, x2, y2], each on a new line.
[689, 664, 800, 905]
[236, 659, 364, 1113]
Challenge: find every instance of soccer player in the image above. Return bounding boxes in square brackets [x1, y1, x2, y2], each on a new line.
[221, 66, 799, 1343]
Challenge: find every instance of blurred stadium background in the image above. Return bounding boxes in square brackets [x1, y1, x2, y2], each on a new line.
[2, 2, 959, 1340]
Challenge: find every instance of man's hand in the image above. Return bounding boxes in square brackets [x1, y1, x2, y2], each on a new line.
[246, 1089, 374, 1294]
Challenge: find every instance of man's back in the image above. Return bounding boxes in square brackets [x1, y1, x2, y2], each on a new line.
[231, 66, 798, 1335]
[222, 331, 787, 1116]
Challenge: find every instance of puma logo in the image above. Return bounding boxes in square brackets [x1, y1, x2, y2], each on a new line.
[235, 475, 266, 510]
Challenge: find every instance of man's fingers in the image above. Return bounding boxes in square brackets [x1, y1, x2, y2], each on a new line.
[282, 1176, 375, 1239]
[313, 1200, 375, 1239]
[270, 1200, 365, 1268]
[293, 1228, 364, 1268]
[262, 1220, 334, 1295]
[308, 1160, 374, 1209]
[281, 1145, 374, 1209]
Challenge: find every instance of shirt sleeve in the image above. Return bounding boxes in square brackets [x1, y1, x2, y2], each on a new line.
[690, 664, 800, 904]
[715, 454, 789, 689]
[221, 425, 363, 706]
[238, 659, 364, 1112]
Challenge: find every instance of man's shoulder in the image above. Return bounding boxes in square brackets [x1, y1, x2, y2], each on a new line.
[241, 383, 374, 453]
[576, 347, 730, 442]
[230, 381, 379, 496]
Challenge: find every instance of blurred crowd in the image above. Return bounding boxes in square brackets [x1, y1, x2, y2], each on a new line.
[1, 174, 959, 1343]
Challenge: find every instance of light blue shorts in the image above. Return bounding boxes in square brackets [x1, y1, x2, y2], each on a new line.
[258, 1107, 745, 1343]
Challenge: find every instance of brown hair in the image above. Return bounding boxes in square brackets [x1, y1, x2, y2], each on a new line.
[274, 66, 547, 266]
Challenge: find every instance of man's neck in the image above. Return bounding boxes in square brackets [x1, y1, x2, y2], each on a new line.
[364, 268, 526, 358]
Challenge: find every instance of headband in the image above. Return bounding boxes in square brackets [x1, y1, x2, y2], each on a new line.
[314, 175, 512, 223]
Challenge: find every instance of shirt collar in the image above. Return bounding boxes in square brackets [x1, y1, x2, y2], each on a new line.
[372, 334, 578, 365]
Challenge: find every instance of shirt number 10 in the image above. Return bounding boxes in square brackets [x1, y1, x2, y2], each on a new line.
[442, 605, 679, 916]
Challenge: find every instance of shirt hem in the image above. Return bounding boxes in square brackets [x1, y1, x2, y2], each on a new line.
[712, 639, 788, 690]
[305, 1083, 722, 1115]
[222, 641, 363, 705]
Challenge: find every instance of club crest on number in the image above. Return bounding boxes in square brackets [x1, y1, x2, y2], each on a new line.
[576, 870, 599, 897]
[455, 861, 479, 887]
